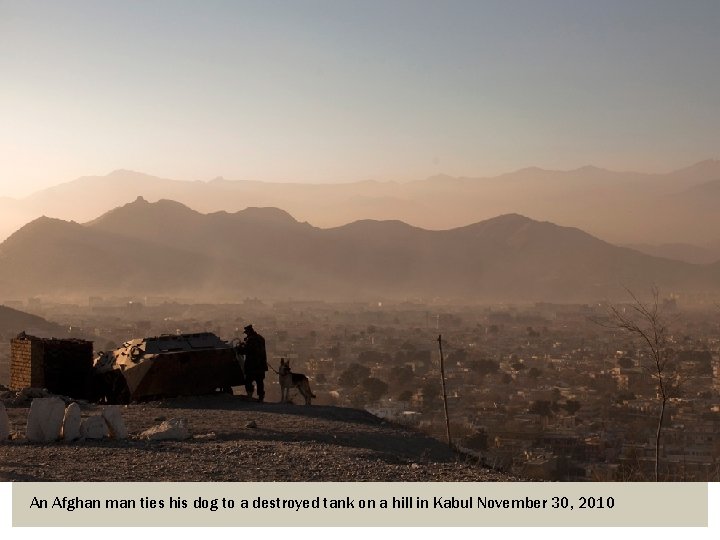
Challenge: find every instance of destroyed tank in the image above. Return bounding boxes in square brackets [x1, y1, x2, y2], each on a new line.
[93, 332, 245, 403]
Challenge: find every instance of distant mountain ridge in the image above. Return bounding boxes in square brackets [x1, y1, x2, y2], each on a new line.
[0, 198, 715, 303]
[2, 160, 720, 247]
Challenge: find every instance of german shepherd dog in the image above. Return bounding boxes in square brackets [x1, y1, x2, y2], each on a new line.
[279, 358, 316, 405]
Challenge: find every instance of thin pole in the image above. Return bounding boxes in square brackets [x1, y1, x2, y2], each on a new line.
[437, 334, 452, 448]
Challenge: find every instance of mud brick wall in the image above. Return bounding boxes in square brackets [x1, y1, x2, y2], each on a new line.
[10, 337, 43, 389]
[10, 336, 94, 397]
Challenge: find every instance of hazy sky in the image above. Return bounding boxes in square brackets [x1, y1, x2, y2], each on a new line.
[1, 0, 718, 197]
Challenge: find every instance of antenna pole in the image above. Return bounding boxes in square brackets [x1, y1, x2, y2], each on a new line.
[437, 334, 452, 448]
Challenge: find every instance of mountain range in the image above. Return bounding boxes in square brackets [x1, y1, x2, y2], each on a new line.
[0, 197, 716, 303]
[2, 160, 720, 255]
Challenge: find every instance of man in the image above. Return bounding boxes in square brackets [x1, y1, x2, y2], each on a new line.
[242, 324, 268, 402]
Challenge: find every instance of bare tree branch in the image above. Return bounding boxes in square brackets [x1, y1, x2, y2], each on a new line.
[602, 286, 673, 481]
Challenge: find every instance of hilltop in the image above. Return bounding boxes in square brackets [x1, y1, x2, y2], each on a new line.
[0, 394, 514, 482]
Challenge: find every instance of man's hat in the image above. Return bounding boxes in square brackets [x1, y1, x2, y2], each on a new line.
[243, 324, 254, 333]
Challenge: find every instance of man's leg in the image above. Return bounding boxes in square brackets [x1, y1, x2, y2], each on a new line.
[245, 377, 255, 397]
[256, 376, 265, 402]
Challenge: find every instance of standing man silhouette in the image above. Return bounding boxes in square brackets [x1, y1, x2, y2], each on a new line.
[242, 325, 268, 402]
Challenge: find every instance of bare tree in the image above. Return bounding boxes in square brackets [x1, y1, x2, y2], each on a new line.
[607, 286, 672, 481]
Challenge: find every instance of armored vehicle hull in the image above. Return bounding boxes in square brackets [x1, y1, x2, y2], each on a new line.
[94, 332, 244, 403]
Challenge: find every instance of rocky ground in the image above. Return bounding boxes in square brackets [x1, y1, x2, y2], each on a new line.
[0, 393, 515, 482]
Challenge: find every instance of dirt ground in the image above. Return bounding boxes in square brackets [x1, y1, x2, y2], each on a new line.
[0, 393, 514, 482]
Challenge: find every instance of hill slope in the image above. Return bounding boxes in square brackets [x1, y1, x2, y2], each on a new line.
[0, 305, 62, 336]
[0, 213, 209, 297]
[0, 395, 514, 481]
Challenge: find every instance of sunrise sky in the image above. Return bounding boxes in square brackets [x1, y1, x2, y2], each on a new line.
[1, 0, 718, 197]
